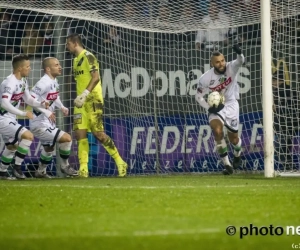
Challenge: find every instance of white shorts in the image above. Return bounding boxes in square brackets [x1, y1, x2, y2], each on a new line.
[208, 100, 239, 133]
[30, 125, 64, 147]
[0, 118, 28, 145]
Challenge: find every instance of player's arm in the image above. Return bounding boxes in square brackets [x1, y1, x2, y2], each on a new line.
[0, 83, 29, 117]
[195, 80, 210, 110]
[54, 96, 69, 116]
[231, 44, 245, 71]
[74, 52, 100, 108]
[23, 85, 49, 109]
[195, 79, 224, 114]
[30, 82, 55, 122]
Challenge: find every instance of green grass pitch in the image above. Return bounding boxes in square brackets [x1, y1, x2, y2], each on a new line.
[0, 175, 299, 250]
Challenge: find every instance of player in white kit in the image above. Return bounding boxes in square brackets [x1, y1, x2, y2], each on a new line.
[195, 44, 244, 175]
[30, 57, 78, 178]
[0, 54, 49, 179]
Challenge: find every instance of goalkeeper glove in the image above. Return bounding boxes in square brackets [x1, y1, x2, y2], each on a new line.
[232, 44, 242, 55]
[74, 89, 90, 108]
[208, 103, 225, 114]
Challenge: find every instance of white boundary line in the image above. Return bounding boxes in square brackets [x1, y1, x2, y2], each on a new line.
[0, 184, 297, 189]
[2, 228, 221, 239]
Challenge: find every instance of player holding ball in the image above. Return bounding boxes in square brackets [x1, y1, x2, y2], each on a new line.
[195, 45, 244, 175]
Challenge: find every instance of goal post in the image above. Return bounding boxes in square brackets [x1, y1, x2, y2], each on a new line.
[0, 1, 299, 177]
[261, 0, 274, 178]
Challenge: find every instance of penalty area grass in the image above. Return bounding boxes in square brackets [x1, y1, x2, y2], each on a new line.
[0, 175, 299, 250]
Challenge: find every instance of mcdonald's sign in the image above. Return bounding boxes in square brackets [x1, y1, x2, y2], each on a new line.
[271, 58, 290, 85]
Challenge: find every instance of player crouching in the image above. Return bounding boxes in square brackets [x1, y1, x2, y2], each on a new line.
[29, 57, 78, 178]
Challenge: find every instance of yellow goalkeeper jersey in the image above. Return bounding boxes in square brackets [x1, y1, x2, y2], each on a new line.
[73, 49, 103, 102]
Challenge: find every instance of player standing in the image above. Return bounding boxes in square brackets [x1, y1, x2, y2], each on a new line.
[195, 45, 244, 175]
[0, 54, 49, 179]
[30, 57, 78, 178]
[66, 33, 127, 177]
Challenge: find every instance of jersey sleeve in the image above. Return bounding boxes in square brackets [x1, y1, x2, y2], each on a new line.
[84, 51, 99, 73]
[195, 75, 210, 110]
[197, 75, 209, 95]
[30, 79, 48, 101]
[230, 54, 245, 75]
[1, 79, 16, 101]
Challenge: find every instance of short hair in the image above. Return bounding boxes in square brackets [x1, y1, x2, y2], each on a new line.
[211, 51, 222, 57]
[42, 57, 55, 70]
[66, 33, 83, 47]
[12, 54, 30, 70]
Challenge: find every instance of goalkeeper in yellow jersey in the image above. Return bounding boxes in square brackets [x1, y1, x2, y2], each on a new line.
[66, 33, 127, 177]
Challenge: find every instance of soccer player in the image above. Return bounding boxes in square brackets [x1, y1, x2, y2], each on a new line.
[195, 45, 244, 175]
[66, 33, 128, 177]
[0, 54, 49, 179]
[30, 57, 78, 178]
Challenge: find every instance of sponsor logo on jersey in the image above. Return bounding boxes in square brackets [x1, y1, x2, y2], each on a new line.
[32, 86, 42, 94]
[11, 92, 24, 101]
[46, 92, 59, 100]
[209, 77, 232, 92]
[74, 70, 84, 76]
[4, 87, 11, 94]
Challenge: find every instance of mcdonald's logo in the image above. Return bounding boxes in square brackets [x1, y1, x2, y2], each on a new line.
[271, 58, 290, 85]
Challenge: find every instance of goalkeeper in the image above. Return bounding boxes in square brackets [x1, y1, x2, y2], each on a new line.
[66, 33, 127, 177]
[195, 45, 244, 175]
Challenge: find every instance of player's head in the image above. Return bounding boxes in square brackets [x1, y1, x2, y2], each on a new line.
[43, 57, 62, 78]
[66, 33, 83, 55]
[211, 51, 226, 74]
[12, 54, 31, 77]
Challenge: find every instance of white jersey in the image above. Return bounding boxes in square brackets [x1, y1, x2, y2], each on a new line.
[30, 74, 59, 127]
[0, 74, 28, 120]
[197, 54, 245, 104]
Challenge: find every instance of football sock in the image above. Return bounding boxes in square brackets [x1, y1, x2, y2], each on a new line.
[232, 137, 242, 157]
[101, 136, 123, 163]
[0, 148, 15, 172]
[78, 138, 89, 170]
[15, 139, 32, 166]
[39, 149, 53, 172]
[59, 141, 72, 168]
[216, 139, 231, 166]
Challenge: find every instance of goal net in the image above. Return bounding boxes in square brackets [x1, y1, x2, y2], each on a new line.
[0, 0, 299, 177]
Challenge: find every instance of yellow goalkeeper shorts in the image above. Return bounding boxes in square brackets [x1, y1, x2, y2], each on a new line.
[73, 98, 104, 132]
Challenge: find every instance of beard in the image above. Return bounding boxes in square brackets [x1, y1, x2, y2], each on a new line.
[214, 66, 226, 75]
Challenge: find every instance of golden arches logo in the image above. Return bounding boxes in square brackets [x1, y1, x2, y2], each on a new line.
[271, 59, 290, 85]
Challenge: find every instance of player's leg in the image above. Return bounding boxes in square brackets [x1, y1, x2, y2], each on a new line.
[36, 144, 53, 178]
[57, 132, 78, 176]
[224, 100, 242, 170]
[209, 117, 233, 175]
[30, 126, 54, 178]
[32, 126, 78, 177]
[89, 101, 127, 177]
[0, 144, 17, 180]
[227, 131, 242, 169]
[0, 119, 33, 179]
[73, 107, 89, 177]
[12, 130, 34, 179]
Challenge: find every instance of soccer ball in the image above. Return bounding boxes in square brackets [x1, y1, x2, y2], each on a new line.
[207, 91, 224, 107]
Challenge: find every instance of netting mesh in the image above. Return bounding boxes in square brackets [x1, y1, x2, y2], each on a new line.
[0, 0, 299, 177]
[1, 0, 299, 32]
